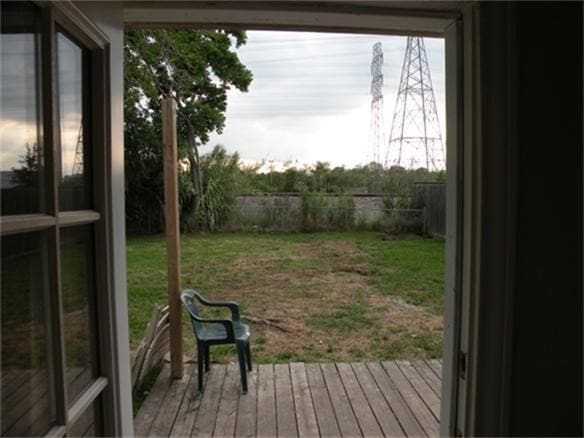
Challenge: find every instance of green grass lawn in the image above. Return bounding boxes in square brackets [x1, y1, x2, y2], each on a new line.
[126, 231, 444, 363]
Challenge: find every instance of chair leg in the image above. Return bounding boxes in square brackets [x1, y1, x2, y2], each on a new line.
[204, 345, 210, 372]
[245, 342, 252, 371]
[197, 342, 204, 392]
[236, 343, 248, 394]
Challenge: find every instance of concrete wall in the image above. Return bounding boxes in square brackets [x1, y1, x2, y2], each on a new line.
[235, 194, 390, 228]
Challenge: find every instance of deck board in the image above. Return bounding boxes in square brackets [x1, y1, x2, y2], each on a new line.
[256, 364, 277, 438]
[135, 359, 443, 437]
[366, 362, 427, 438]
[213, 363, 241, 437]
[274, 363, 298, 437]
[382, 361, 439, 437]
[168, 363, 203, 437]
[191, 365, 227, 437]
[134, 365, 172, 437]
[336, 362, 383, 437]
[396, 360, 441, 420]
[412, 361, 441, 397]
[351, 362, 405, 437]
[305, 363, 341, 437]
[427, 359, 443, 378]
[320, 363, 362, 437]
[290, 362, 319, 437]
[149, 362, 194, 437]
[235, 368, 258, 438]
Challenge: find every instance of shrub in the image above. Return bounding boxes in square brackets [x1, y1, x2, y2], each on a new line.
[379, 210, 423, 236]
[375, 189, 425, 237]
[328, 196, 356, 230]
[300, 190, 329, 231]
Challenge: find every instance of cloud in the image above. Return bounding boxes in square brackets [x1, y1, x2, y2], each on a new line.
[209, 31, 445, 168]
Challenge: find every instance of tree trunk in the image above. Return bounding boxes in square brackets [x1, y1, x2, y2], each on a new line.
[187, 122, 204, 227]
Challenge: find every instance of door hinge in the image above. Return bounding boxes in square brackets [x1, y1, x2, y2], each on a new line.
[459, 351, 467, 380]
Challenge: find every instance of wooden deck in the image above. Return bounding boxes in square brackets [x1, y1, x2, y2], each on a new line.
[134, 359, 442, 437]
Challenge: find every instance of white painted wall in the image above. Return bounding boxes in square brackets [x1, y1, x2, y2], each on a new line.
[74, 3, 134, 435]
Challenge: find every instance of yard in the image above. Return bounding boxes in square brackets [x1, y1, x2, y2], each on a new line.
[126, 231, 444, 363]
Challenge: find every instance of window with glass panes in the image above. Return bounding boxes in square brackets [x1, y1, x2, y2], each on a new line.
[1, 2, 115, 436]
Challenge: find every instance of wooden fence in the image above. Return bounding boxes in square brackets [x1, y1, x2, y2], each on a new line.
[414, 182, 446, 239]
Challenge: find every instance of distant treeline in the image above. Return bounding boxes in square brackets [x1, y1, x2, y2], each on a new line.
[125, 145, 444, 235]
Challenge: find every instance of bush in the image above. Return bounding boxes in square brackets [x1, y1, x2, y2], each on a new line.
[328, 196, 356, 230]
[379, 211, 423, 236]
[301, 190, 329, 231]
[376, 190, 424, 237]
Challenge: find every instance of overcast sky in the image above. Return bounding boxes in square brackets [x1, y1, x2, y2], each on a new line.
[1, 30, 445, 173]
[207, 31, 445, 170]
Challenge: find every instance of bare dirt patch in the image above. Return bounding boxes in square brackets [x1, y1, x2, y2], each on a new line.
[193, 239, 443, 363]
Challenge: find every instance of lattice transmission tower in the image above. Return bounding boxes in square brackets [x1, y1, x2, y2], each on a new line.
[369, 42, 384, 165]
[72, 123, 83, 175]
[385, 37, 445, 170]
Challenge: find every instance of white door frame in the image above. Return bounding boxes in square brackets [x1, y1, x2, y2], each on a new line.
[120, 2, 491, 435]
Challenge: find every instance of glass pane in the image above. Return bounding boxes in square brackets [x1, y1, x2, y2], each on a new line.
[57, 32, 91, 211]
[69, 395, 103, 437]
[1, 231, 54, 436]
[60, 225, 99, 404]
[0, 2, 44, 216]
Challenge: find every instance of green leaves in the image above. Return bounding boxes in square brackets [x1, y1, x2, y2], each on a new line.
[124, 29, 252, 234]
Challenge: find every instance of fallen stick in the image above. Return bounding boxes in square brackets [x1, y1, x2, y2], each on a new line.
[242, 315, 291, 332]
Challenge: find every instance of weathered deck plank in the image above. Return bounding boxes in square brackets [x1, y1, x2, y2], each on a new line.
[336, 362, 383, 437]
[235, 368, 258, 438]
[274, 363, 298, 437]
[191, 364, 227, 437]
[427, 359, 443, 378]
[382, 361, 439, 437]
[256, 364, 277, 438]
[320, 363, 361, 437]
[396, 360, 441, 420]
[290, 362, 319, 437]
[134, 365, 172, 437]
[168, 363, 203, 437]
[134, 359, 443, 437]
[214, 363, 241, 437]
[351, 362, 405, 437]
[366, 362, 426, 438]
[149, 362, 194, 437]
[305, 363, 341, 437]
[412, 361, 441, 397]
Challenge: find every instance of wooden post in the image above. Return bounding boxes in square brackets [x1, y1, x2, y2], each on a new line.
[162, 98, 183, 378]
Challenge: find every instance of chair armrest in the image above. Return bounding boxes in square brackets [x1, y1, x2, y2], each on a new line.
[190, 314, 235, 342]
[193, 291, 241, 323]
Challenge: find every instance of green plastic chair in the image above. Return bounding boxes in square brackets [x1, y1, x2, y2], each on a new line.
[180, 289, 252, 393]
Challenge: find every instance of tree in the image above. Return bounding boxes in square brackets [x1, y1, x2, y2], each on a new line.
[196, 145, 241, 231]
[124, 29, 252, 232]
[11, 143, 40, 188]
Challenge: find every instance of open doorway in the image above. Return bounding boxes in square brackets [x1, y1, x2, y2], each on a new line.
[126, 27, 449, 437]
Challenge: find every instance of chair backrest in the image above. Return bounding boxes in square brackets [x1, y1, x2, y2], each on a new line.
[181, 289, 203, 337]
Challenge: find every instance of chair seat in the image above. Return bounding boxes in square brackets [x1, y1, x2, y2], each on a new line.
[199, 322, 250, 342]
